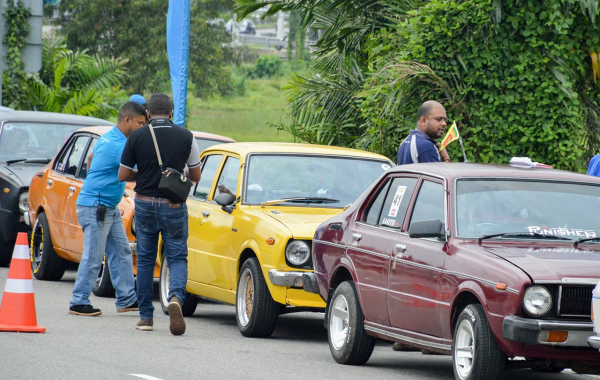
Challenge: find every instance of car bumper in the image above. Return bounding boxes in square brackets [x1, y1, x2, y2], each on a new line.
[589, 335, 600, 350]
[268, 269, 306, 287]
[503, 315, 593, 347]
[129, 242, 137, 254]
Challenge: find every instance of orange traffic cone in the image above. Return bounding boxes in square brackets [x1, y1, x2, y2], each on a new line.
[0, 232, 45, 333]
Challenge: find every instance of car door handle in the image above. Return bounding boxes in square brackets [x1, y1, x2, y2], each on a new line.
[352, 233, 362, 241]
[202, 211, 210, 217]
[68, 186, 76, 196]
[392, 244, 407, 269]
[46, 180, 53, 185]
[395, 244, 407, 253]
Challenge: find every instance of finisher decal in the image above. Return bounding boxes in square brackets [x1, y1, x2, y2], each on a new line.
[388, 186, 407, 218]
[528, 226, 596, 238]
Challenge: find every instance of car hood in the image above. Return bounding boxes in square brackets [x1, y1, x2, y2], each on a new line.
[482, 244, 600, 282]
[255, 207, 342, 239]
[0, 163, 43, 187]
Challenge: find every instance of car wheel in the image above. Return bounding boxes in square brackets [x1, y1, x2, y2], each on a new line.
[159, 254, 198, 317]
[0, 229, 15, 267]
[328, 280, 375, 365]
[453, 304, 505, 380]
[92, 259, 115, 298]
[30, 212, 66, 281]
[236, 257, 279, 337]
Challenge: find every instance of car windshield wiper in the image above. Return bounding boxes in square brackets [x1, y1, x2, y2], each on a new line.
[478, 232, 572, 244]
[261, 197, 340, 208]
[573, 236, 600, 248]
[5, 158, 51, 165]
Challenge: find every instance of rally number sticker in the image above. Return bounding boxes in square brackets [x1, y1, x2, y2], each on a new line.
[388, 186, 407, 218]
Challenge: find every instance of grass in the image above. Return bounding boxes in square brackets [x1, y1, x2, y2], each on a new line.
[186, 77, 294, 143]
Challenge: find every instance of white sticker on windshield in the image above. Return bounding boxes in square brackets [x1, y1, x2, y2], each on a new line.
[528, 226, 596, 238]
[388, 185, 407, 217]
[382, 164, 391, 171]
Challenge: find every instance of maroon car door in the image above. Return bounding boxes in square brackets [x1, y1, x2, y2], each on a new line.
[347, 175, 418, 326]
[388, 177, 447, 337]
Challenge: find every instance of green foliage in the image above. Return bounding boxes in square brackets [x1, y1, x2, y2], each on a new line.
[247, 55, 283, 79]
[2, 1, 32, 108]
[57, 0, 235, 96]
[24, 37, 127, 118]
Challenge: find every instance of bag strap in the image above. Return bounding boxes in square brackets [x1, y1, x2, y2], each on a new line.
[148, 124, 163, 169]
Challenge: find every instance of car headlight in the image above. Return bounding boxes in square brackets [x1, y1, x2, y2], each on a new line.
[523, 285, 552, 316]
[131, 215, 136, 236]
[285, 240, 311, 266]
[18, 192, 28, 213]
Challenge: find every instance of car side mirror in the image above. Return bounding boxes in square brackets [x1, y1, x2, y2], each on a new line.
[214, 193, 236, 214]
[408, 219, 446, 241]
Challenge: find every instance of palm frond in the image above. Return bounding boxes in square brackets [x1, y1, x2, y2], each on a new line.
[61, 89, 103, 116]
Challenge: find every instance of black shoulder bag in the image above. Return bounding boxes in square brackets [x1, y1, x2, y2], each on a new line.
[148, 124, 193, 203]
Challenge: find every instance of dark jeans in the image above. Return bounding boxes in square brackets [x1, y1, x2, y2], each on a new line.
[134, 199, 188, 319]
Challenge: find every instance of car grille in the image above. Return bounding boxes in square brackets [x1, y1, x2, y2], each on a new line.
[558, 285, 593, 317]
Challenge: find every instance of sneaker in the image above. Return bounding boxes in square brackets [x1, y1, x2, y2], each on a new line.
[117, 301, 139, 313]
[136, 318, 153, 331]
[168, 296, 186, 336]
[69, 304, 102, 316]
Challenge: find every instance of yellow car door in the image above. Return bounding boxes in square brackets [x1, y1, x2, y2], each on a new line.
[193, 155, 241, 290]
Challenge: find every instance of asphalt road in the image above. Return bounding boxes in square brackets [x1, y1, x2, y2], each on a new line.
[0, 267, 595, 380]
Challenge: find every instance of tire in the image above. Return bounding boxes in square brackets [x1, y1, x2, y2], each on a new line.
[159, 254, 198, 317]
[453, 304, 505, 380]
[0, 229, 15, 267]
[92, 259, 115, 298]
[327, 281, 375, 365]
[30, 212, 66, 281]
[236, 257, 279, 338]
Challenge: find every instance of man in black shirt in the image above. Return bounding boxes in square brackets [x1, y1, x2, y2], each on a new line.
[119, 94, 201, 335]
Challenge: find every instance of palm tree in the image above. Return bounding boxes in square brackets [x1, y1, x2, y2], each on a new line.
[24, 37, 128, 118]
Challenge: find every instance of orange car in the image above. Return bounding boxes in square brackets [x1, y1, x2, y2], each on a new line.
[27, 126, 234, 297]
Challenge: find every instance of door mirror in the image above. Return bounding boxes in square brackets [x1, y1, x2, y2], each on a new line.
[215, 193, 235, 206]
[408, 219, 446, 240]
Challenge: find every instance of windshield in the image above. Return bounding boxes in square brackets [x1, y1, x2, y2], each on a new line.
[195, 137, 231, 153]
[456, 180, 600, 240]
[0, 123, 82, 162]
[244, 154, 392, 207]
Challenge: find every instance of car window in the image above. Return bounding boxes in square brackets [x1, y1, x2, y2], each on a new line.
[194, 137, 231, 153]
[364, 179, 391, 225]
[0, 122, 83, 162]
[54, 138, 76, 174]
[376, 177, 418, 229]
[64, 136, 90, 177]
[409, 181, 445, 228]
[78, 137, 97, 180]
[194, 154, 223, 201]
[216, 156, 241, 198]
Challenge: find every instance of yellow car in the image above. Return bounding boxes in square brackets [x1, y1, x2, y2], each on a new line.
[158, 143, 393, 337]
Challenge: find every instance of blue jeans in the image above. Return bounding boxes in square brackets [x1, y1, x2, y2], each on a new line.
[135, 199, 188, 319]
[70, 205, 137, 309]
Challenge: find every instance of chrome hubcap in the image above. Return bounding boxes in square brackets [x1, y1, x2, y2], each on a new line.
[455, 319, 475, 379]
[32, 228, 43, 270]
[330, 294, 349, 350]
[237, 268, 253, 326]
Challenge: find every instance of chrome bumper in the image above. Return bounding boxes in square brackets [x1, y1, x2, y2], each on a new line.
[129, 242, 137, 254]
[503, 316, 594, 347]
[589, 335, 600, 350]
[268, 270, 306, 287]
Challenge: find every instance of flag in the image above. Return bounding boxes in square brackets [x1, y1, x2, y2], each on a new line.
[167, 0, 191, 127]
[439, 121, 460, 151]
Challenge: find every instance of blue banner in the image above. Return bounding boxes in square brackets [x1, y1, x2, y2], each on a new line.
[167, 0, 191, 127]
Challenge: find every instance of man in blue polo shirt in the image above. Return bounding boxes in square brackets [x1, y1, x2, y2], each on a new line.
[69, 101, 147, 316]
[397, 100, 451, 165]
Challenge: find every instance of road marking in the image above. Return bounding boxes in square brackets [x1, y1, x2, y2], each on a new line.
[130, 375, 165, 380]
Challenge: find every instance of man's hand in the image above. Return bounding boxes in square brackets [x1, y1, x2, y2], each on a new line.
[218, 184, 234, 196]
[436, 143, 451, 162]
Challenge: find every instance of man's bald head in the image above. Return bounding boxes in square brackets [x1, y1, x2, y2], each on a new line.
[416, 100, 447, 139]
[417, 100, 445, 123]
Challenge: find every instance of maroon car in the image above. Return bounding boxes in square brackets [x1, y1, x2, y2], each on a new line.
[303, 163, 600, 379]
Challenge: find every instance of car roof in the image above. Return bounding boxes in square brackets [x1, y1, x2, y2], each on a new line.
[202, 142, 393, 161]
[391, 162, 600, 183]
[0, 110, 112, 126]
[73, 127, 236, 143]
[191, 130, 235, 142]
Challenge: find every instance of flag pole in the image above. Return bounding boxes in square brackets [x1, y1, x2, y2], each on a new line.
[459, 136, 468, 163]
